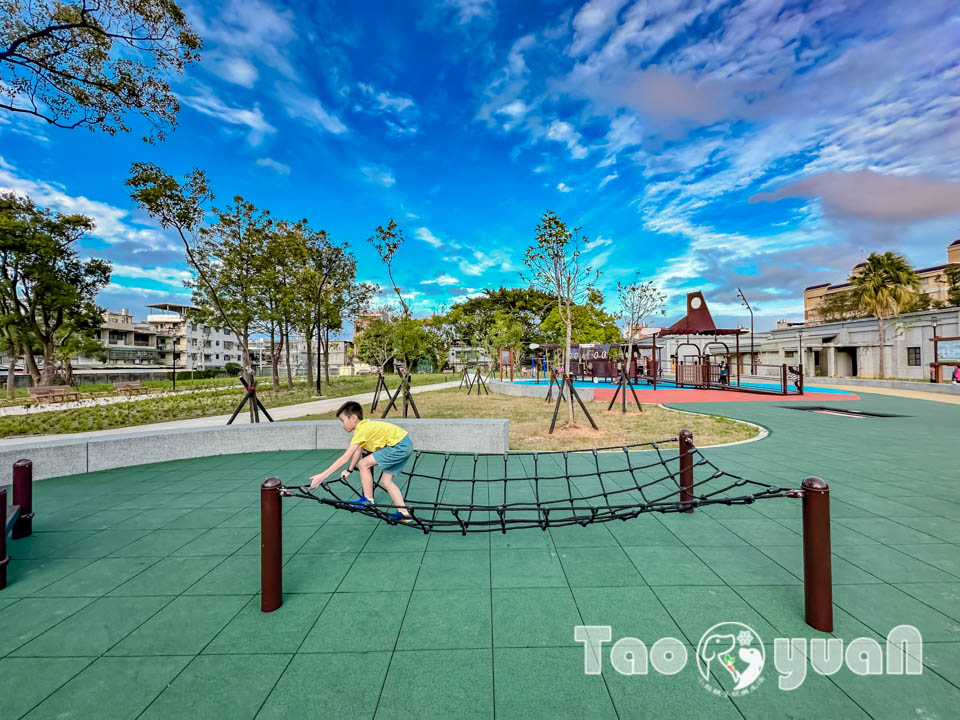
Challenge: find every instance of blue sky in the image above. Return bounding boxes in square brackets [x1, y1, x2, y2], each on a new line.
[2, 0, 960, 331]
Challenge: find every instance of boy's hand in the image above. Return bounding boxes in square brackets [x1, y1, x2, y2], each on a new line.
[309, 474, 326, 490]
[340, 469, 351, 481]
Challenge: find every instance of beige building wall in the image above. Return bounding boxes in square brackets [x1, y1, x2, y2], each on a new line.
[804, 239, 959, 323]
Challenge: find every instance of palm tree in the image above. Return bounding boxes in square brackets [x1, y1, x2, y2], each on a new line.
[851, 252, 921, 378]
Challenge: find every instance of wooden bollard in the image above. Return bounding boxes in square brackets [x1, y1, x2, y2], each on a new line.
[261, 477, 283, 613]
[678, 429, 694, 513]
[800, 476, 833, 632]
[12, 459, 33, 539]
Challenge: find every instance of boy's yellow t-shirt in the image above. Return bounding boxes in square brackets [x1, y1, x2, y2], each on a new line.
[350, 419, 408, 452]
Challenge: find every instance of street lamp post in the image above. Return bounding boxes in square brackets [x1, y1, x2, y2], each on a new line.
[172, 337, 177, 391]
[737, 288, 755, 372]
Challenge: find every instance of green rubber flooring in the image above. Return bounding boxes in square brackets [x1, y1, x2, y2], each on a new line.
[1, 391, 959, 719]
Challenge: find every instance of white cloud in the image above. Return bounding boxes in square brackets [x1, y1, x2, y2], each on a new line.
[206, 55, 259, 87]
[598, 172, 618, 188]
[557, 182, 573, 193]
[415, 227, 444, 248]
[191, 0, 297, 79]
[453, 248, 516, 276]
[281, 90, 348, 135]
[100, 283, 191, 298]
[422, 274, 460, 286]
[569, 0, 631, 56]
[588, 236, 613, 248]
[444, 0, 495, 25]
[0, 157, 174, 250]
[545, 120, 589, 159]
[360, 165, 396, 188]
[180, 87, 275, 145]
[256, 157, 291, 175]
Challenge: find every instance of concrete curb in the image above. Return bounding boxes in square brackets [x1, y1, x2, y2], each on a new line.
[807, 377, 960, 395]
[0, 419, 510, 481]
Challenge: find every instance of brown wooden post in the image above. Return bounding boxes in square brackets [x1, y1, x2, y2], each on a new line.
[678, 429, 694, 513]
[12, 459, 33, 539]
[261, 477, 283, 612]
[781, 363, 788, 395]
[801, 476, 833, 632]
[0, 485, 8, 590]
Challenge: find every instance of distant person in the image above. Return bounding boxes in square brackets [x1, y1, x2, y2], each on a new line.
[309, 401, 413, 524]
[719, 360, 729, 385]
[953, 366, 960, 385]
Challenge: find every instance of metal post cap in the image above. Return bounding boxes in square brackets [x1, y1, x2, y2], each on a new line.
[262, 477, 282, 490]
[801, 476, 829, 491]
[13, 459, 32, 467]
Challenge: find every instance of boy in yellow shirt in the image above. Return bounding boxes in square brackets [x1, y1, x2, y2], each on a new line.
[309, 401, 413, 523]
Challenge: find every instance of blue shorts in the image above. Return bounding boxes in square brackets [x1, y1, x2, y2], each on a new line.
[373, 435, 414, 475]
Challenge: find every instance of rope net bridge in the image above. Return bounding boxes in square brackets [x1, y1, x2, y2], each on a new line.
[260, 430, 835, 633]
[278, 434, 790, 534]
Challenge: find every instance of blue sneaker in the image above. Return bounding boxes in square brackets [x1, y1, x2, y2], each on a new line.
[347, 496, 374, 509]
[388, 512, 413, 524]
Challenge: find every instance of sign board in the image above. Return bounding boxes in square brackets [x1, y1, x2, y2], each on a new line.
[937, 340, 960, 363]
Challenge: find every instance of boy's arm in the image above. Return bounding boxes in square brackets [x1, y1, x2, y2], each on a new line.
[308, 444, 362, 489]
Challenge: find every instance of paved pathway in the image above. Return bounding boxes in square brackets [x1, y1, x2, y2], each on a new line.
[1, 388, 957, 719]
[0, 380, 460, 447]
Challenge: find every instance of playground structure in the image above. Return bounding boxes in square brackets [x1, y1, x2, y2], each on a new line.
[527, 292, 803, 397]
[261, 429, 834, 633]
[1, 459, 35, 589]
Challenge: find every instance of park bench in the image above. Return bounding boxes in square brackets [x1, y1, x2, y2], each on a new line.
[114, 380, 151, 396]
[27, 385, 80, 404]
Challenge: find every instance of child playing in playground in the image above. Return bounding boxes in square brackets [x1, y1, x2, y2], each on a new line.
[308, 401, 413, 523]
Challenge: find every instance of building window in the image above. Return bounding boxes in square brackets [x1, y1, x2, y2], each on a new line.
[215, 340, 220, 346]
[907, 347, 921, 366]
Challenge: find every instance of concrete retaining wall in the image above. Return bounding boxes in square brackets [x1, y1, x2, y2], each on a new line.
[0, 419, 510, 481]
[488, 379, 565, 400]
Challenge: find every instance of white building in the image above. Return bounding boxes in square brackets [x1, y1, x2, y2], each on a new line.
[145, 303, 238, 371]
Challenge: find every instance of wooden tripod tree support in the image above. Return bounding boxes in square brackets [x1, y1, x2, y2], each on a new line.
[607, 366, 642, 413]
[370, 372, 392, 412]
[544, 370, 563, 403]
[227, 376, 274, 425]
[379, 368, 421, 418]
[466, 368, 489, 396]
[548, 374, 599, 434]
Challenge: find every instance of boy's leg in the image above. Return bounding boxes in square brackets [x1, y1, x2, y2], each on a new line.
[357, 454, 378, 500]
[378, 472, 409, 515]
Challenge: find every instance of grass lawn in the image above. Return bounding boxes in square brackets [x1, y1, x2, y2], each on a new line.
[0, 374, 457, 439]
[287, 387, 759, 450]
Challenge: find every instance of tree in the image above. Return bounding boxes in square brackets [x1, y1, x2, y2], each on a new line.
[523, 210, 598, 424]
[815, 289, 865, 323]
[128, 164, 267, 419]
[944, 264, 960, 307]
[368, 219, 409, 316]
[617, 280, 666, 376]
[851, 252, 921, 378]
[1, 0, 201, 140]
[446, 286, 554, 350]
[354, 314, 394, 372]
[0, 193, 110, 387]
[422, 311, 457, 372]
[539, 300, 621, 345]
[485, 310, 524, 374]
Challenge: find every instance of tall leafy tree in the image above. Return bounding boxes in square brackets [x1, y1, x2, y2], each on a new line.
[128, 164, 268, 413]
[353, 314, 394, 372]
[1, 0, 201, 140]
[523, 211, 598, 424]
[0, 192, 109, 386]
[851, 251, 921, 378]
[814, 289, 865, 323]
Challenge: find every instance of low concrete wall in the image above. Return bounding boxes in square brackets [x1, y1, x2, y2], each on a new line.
[0, 419, 510, 481]
[488, 379, 562, 400]
[808, 377, 960, 396]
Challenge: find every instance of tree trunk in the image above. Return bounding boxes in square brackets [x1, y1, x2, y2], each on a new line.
[239, 328, 255, 423]
[323, 328, 331, 384]
[40, 342, 56, 385]
[284, 322, 294, 389]
[64, 357, 74, 387]
[305, 326, 315, 392]
[876, 315, 885, 379]
[24, 347, 41, 385]
[6, 349, 18, 399]
[270, 325, 280, 392]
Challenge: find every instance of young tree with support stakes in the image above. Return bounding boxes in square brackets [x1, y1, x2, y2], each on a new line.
[617, 280, 666, 378]
[127, 164, 268, 421]
[850, 252, 920, 379]
[0, 0, 202, 141]
[523, 211, 598, 426]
